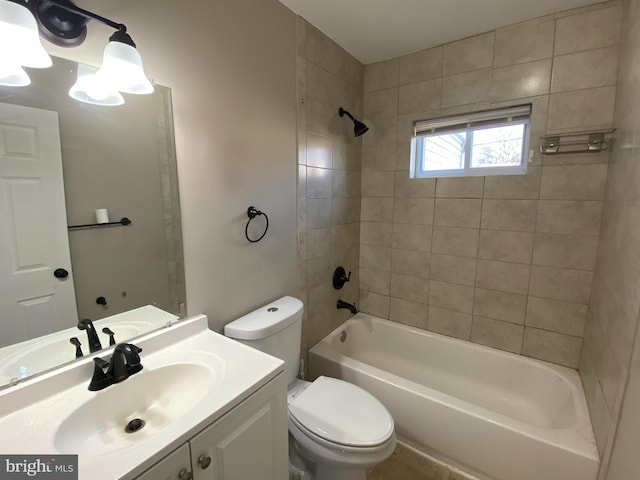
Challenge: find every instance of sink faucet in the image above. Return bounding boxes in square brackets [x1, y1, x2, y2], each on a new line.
[88, 343, 143, 391]
[77, 319, 102, 353]
[337, 299, 358, 314]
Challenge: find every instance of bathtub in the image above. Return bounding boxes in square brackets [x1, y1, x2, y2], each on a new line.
[308, 313, 599, 480]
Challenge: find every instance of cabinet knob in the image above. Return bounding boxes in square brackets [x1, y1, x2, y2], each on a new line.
[178, 469, 193, 480]
[197, 455, 212, 470]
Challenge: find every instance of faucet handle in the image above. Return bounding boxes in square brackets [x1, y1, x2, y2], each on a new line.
[102, 327, 116, 346]
[88, 357, 111, 391]
[69, 337, 83, 358]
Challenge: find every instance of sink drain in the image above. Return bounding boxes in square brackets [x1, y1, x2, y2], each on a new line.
[124, 418, 145, 433]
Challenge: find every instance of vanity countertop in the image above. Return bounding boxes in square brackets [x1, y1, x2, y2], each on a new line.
[0, 315, 285, 480]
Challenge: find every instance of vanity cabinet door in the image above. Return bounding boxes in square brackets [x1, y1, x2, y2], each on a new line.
[134, 444, 193, 480]
[190, 378, 288, 480]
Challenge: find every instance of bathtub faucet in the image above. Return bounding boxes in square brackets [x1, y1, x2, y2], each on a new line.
[337, 300, 358, 314]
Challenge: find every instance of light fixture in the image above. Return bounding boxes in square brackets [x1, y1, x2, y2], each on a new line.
[69, 63, 124, 106]
[0, 0, 152, 105]
[339, 107, 369, 137]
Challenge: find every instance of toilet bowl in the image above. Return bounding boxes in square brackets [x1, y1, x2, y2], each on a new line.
[224, 296, 396, 480]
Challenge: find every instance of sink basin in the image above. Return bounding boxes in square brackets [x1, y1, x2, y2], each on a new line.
[54, 363, 214, 456]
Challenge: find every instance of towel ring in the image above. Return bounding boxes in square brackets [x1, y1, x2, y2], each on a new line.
[245, 206, 269, 243]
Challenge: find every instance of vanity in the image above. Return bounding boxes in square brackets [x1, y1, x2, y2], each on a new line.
[0, 315, 288, 480]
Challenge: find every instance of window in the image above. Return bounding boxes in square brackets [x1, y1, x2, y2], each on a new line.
[410, 104, 532, 178]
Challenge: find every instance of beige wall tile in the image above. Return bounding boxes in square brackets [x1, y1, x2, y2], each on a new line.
[307, 257, 332, 290]
[478, 230, 534, 264]
[364, 58, 399, 92]
[471, 316, 524, 353]
[525, 296, 587, 336]
[494, 20, 555, 67]
[307, 198, 332, 228]
[398, 79, 442, 114]
[434, 199, 482, 228]
[555, 6, 622, 55]
[307, 227, 331, 259]
[306, 133, 333, 168]
[484, 167, 542, 199]
[529, 266, 593, 303]
[536, 200, 603, 235]
[481, 199, 538, 232]
[430, 254, 477, 286]
[394, 197, 435, 224]
[443, 32, 495, 75]
[395, 171, 436, 197]
[551, 47, 619, 93]
[522, 327, 582, 368]
[399, 47, 443, 84]
[364, 88, 399, 118]
[333, 141, 361, 171]
[442, 68, 492, 107]
[332, 196, 360, 224]
[392, 224, 433, 252]
[435, 177, 485, 198]
[429, 280, 474, 313]
[390, 273, 430, 304]
[389, 297, 428, 329]
[473, 288, 527, 324]
[359, 290, 390, 318]
[547, 87, 616, 131]
[362, 171, 396, 197]
[490, 60, 552, 102]
[476, 259, 531, 294]
[308, 282, 333, 318]
[360, 245, 391, 272]
[391, 248, 430, 278]
[360, 268, 390, 296]
[307, 167, 332, 198]
[363, 115, 398, 146]
[432, 226, 479, 257]
[428, 306, 472, 340]
[361, 197, 394, 222]
[363, 143, 396, 171]
[333, 170, 361, 198]
[532, 233, 599, 271]
[298, 198, 307, 232]
[540, 164, 608, 200]
[360, 222, 393, 247]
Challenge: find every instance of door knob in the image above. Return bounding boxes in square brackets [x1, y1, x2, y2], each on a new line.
[197, 455, 212, 469]
[54, 268, 69, 279]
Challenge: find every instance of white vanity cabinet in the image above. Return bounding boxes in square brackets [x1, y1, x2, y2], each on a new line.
[134, 375, 288, 480]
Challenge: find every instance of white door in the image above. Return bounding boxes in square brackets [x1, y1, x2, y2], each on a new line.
[0, 102, 78, 347]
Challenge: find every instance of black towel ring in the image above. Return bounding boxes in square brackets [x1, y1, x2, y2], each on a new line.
[245, 206, 269, 243]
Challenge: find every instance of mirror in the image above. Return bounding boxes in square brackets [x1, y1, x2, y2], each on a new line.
[0, 56, 186, 384]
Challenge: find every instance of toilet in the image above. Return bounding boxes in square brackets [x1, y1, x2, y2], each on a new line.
[224, 296, 396, 480]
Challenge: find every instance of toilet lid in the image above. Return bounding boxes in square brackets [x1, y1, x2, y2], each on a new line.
[288, 376, 394, 447]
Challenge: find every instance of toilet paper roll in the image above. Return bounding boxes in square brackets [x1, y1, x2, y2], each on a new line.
[95, 208, 110, 224]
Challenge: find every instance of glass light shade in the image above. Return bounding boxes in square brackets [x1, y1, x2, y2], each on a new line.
[0, 63, 30, 86]
[0, 0, 52, 69]
[96, 41, 153, 95]
[69, 63, 124, 106]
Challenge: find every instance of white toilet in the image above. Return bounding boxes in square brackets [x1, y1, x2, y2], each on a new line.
[224, 296, 396, 480]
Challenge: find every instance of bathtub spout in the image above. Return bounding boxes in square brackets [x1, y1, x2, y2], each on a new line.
[337, 300, 357, 314]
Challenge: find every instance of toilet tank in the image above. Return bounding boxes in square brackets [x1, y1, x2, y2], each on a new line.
[224, 296, 303, 387]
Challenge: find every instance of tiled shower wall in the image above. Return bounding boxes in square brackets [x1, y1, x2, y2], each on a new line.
[580, 0, 640, 475]
[358, 2, 621, 369]
[296, 19, 364, 364]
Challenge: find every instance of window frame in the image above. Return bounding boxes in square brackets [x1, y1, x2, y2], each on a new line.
[410, 104, 532, 179]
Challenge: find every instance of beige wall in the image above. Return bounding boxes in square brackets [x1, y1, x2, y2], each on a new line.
[359, 3, 621, 369]
[44, 0, 299, 331]
[296, 19, 364, 361]
[580, 0, 640, 476]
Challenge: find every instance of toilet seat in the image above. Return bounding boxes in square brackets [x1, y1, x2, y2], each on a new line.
[288, 376, 394, 449]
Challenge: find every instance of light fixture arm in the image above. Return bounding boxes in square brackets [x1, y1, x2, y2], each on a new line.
[39, 0, 125, 31]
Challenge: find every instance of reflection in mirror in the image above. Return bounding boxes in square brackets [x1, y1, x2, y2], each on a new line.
[0, 56, 186, 384]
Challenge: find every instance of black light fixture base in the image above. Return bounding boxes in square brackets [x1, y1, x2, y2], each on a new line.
[31, 0, 88, 47]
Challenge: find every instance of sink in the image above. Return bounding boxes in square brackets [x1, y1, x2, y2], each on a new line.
[54, 363, 214, 456]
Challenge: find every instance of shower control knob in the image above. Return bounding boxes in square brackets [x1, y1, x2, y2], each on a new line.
[333, 266, 351, 290]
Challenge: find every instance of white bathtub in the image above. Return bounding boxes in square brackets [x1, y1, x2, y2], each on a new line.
[308, 313, 599, 480]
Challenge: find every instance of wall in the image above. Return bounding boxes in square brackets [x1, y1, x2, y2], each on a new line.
[296, 19, 364, 362]
[359, 2, 621, 369]
[580, 0, 640, 476]
[43, 0, 299, 331]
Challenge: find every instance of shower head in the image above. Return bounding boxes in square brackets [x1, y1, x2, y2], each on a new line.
[339, 107, 369, 137]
